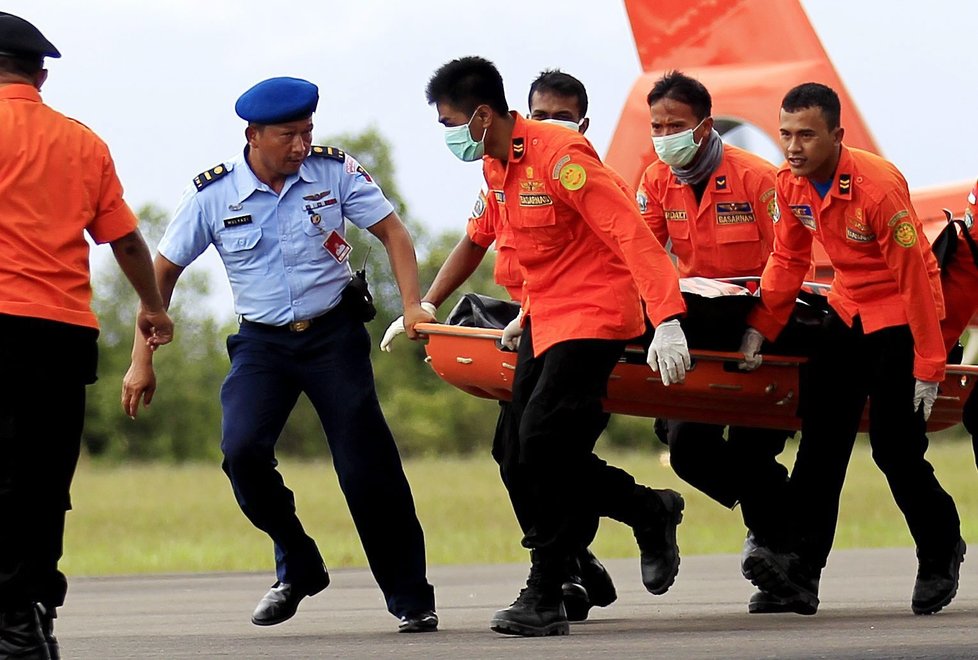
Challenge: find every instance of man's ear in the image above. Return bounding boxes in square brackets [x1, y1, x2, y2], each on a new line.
[578, 117, 590, 135]
[34, 68, 48, 90]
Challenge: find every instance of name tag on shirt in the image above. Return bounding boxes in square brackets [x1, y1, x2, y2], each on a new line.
[323, 230, 352, 263]
[223, 214, 253, 228]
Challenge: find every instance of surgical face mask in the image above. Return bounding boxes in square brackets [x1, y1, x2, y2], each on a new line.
[541, 118, 582, 132]
[651, 118, 707, 167]
[444, 108, 487, 162]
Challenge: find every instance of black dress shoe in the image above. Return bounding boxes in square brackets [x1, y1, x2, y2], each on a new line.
[913, 537, 966, 615]
[251, 577, 329, 626]
[398, 610, 438, 633]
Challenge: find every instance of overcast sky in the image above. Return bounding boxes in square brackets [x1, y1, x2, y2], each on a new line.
[7, 0, 978, 310]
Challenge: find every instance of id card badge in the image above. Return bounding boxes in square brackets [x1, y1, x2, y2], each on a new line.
[323, 230, 352, 263]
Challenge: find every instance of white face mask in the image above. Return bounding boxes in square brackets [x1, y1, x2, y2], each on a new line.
[541, 118, 582, 132]
[651, 117, 707, 167]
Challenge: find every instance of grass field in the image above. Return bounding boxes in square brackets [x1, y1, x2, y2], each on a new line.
[63, 431, 978, 577]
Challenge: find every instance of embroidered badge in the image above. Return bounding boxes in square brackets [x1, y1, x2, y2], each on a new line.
[303, 190, 331, 201]
[838, 173, 852, 195]
[893, 221, 917, 248]
[664, 210, 687, 221]
[887, 209, 910, 227]
[472, 192, 487, 219]
[512, 138, 525, 158]
[493, 190, 506, 204]
[558, 163, 587, 191]
[715, 175, 728, 191]
[519, 193, 553, 207]
[715, 201, 755, 225]
[637, 192, 648, 214]
[760, 188, 777, 222]
[551, 155, 571, 179]
[791, 205, 816, 231]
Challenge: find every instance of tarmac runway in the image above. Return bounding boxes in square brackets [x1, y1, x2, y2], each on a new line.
[56, 548, 978, 659]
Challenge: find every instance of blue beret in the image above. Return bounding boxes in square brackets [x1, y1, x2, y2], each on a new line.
[235, 77, 319, 124]
[0, 12, 60, 58]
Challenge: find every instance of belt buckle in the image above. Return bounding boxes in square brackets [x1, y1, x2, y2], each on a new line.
[289, 319, 312, 332]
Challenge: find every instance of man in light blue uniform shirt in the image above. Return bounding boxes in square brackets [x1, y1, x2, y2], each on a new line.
[122, 77, 438, 633]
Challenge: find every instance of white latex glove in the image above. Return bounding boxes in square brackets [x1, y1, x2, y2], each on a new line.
[738, 327, 765, 371]
[913, 379, 939, 421]
[647, 319, 691, 386]
[501, 308, 524, 350]
[380, 301, 437, 351]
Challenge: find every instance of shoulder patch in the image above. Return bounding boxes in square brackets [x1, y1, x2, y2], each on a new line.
[309, 145, 346, 162]
[193, 164, 231, 191]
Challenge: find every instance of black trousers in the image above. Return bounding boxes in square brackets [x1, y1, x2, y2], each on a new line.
[0, 315, 97, 610]
[220, 306, 434, 617]
[789, 313, 961, 569]
[490, 400, 600, 548]
[504, 319, 644, 553]
[654, 292, 803, 543]
[665, 421, 790, 541]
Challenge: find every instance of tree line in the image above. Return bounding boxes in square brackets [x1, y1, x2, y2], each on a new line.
[84, 128, 652, 462]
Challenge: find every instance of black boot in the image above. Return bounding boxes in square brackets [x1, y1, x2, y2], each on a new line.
[491, 551, 569, 637]
[913, 538, 966, 615]
[741, 532, 819, 614]
[0, 605, 51, 660]
[561, 554, 591, 623]
[632, 487, 685, 594]
[578, 548, 617, 608]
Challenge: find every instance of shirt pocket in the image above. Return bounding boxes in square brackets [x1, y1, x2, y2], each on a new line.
[300, 207, 343, 263]
[715, 221, 760, 245]
[667, 217, 690, 241]
[515, 205, 571, 254]
[219, 226, 267, 273]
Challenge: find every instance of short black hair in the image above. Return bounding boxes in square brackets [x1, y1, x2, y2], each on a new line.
[426, 56, 509, 117]
[646, 70, 712, 121]
[0, 53, 42, 77]
[781, 82, 841, 130]
[528, 69, 588, 117]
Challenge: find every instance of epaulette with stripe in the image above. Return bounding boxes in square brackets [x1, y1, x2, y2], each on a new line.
[193, 163, 231, 191]
[309, 145, 346, 161]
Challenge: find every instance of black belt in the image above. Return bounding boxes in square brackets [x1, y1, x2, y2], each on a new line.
[240, 311, 329, 333]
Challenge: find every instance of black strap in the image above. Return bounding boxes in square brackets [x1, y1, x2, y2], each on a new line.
[957, 219, 978, 270]
[933, 217, 978, 273]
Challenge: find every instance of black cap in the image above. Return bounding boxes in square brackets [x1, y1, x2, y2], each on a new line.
[0, 12, 61, 59]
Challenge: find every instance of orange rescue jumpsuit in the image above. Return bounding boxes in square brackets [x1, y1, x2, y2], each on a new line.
[746, 144, 959, 572]
[637, 143, 776, 278]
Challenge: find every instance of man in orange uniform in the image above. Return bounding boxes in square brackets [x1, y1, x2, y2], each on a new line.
[385, 69, 621, 622]
[0, 12, 174, 658]
[426, 56, 689, 637]
[636, 70, 796, 614]
[739, 82, 963, 616]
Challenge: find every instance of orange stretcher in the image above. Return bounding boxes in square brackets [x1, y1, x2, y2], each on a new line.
[416, 322, 978, 432]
